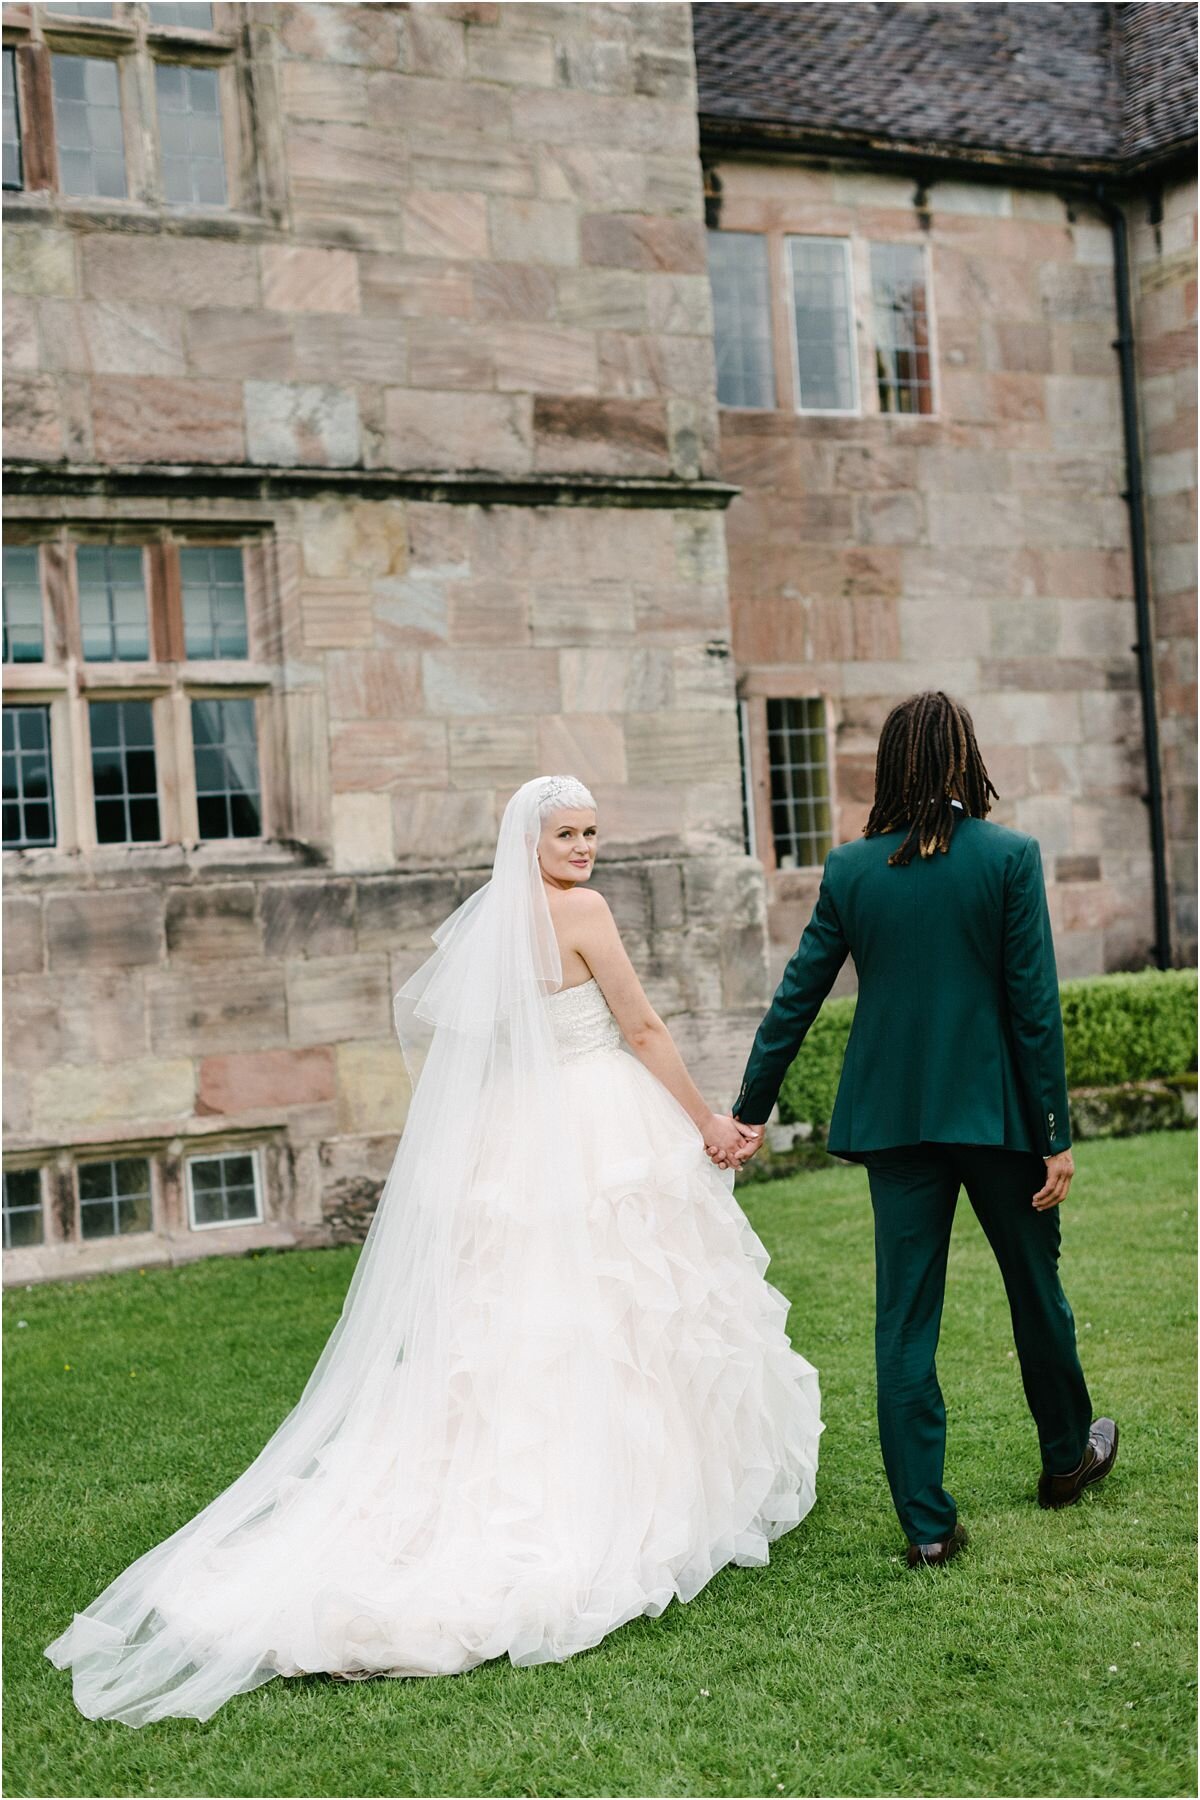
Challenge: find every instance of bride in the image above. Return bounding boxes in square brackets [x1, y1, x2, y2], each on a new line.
[45, 775, 824, 1727]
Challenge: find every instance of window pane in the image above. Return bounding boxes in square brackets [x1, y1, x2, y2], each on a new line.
[51, 53, 126, 198]
[870, 241, 934, 416]
[155, 58, 226, 208]
[706, 230, 775, 410]
[766, 696, 833, 870]
[77, 545, 149, 662]
[148, 2, 214, 23]
[3, 48, 22, 191]
[88, 700, 160, 843]
[786, 238, 857, 413]
[3, 1167, 43, 1249]
[181, 545, 248, 658]
[3, 546, 44, 663]
[78, 1157, 151, 1239]
[44, 3, 115, 14]
[2, 706, 56, 848]
[191, 697, 261, 840]
[188, 1151, 260, 1229]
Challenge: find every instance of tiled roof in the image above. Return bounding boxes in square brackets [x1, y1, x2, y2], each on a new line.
[692, 2, 1197, 173]
[1119, 1, 1198, 161]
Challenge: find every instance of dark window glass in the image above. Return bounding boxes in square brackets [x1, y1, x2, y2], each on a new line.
[735, 700, 755, 859]
[51, 53, 126, 200]
[3, 546, 44, 663]
[89, 699, 160, 843]
[188, 1151, 259, 1227]
[181, 546, 247, 658]
[77, 545, 149, 662]
[707, 230, 775, 409]
[3, 1167, 44, 1249]
[78, 1157, 152, 1239]
[871, 241, 935, 415]
[155, 57, 226, 205]
[766, 697, 833, 870]
[3, 47, 22, 191]
[2, 706, 56, 849]
[191, 697, 261, 839]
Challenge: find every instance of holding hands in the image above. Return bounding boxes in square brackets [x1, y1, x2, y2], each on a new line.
[702, 1114, 765, 1171]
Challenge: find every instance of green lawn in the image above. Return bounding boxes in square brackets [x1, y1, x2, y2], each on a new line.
[5, 1131, 1196, 1799]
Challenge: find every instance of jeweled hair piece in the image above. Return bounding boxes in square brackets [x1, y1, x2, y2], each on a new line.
[534, 775, 596, 818]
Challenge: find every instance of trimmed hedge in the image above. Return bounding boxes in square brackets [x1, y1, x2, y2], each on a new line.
[777, 967, 1198, 1129]
[1060, 968, 1198, 1087]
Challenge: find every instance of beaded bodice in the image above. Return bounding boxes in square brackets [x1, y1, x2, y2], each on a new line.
[545, 977, 622, 1063]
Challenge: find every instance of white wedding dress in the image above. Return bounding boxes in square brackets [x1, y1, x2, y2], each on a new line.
[46, 780, 823, 1727]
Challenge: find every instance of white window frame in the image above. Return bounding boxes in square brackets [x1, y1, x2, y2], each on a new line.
[784, 234, 861, 418]
[2, 532, 273, 860]
[867, 237, 940, 421]
[707, 227, 778, 412]
[185, 1145, 263, 1232]
[765, 692, 836, 873]
[3, 1162, 47, 1249]
[75, 1151, 157, 1242]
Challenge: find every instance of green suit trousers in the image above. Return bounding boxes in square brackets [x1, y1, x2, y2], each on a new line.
[862, 1140, 1094, 1544]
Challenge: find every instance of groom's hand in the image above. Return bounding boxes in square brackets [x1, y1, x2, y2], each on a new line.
[704, 1119, 765, 1170]
[1032, 1148, 1074, 1210]
[731, 1121, 765, 1166]
[703, 1113, 751, 1168]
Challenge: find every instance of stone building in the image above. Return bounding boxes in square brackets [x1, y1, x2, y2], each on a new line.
[2, 1, 1195, 1281]
[693, 2, 1197, 978]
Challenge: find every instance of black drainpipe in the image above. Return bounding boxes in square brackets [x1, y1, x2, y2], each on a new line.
[1091, 183, 1172, 970]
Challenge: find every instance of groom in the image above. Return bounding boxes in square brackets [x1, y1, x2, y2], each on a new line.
[724, 691, 1117, 1567]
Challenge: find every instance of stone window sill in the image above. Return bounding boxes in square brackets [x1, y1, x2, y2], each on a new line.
[2, 836, 327, 886]
[1, 189, 263, 235]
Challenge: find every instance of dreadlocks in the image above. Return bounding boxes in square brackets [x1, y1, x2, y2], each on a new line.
[863, 690, 999, 865]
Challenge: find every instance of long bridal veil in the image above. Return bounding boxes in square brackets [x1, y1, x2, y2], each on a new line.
[45, 776, 602, 1726]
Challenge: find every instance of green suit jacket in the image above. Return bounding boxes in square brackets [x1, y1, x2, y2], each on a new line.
[733, 814, 1072, 1161]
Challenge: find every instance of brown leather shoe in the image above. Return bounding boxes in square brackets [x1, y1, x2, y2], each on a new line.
[906, 1521, 968, 1568]
[1038, 1417, 1119, 1509]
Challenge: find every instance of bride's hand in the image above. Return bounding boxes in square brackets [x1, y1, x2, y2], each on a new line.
[702, 1113, 753, 1169]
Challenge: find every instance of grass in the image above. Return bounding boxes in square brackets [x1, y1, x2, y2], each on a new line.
[5, 1130, 1196, 1799]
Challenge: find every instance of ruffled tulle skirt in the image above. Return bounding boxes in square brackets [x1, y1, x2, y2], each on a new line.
[46, 1041, 822, 1721]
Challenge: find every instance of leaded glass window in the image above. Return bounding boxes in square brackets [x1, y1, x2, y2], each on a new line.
[51, 53, 126, 199]
[78, 1157, 152, 1239]
[77, 545, 149, 662]
[148, 3, 214, 24]
[3, 48, 22, 191]
[3, 707, 56, 848]
[3, 547, 45, 664]
[181, 546, 248, 658]
[187, 1151, 260, 1229]
[871, 241, 934, 415]
[707, 230, 776, 409]
[766, 697, 833, 870]
[155, 60, 226, 206]
[786, 237, 858, 414]
[3, 1168, 44, 1249]
[192, 696, 260, 839]
[89, 699, 160, 843]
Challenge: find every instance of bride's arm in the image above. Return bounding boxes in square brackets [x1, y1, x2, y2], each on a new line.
[572, 891, 750, 1161]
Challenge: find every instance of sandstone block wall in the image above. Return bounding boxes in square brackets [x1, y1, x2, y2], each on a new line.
[2, 3, 767, 1283]
[709, 159, 1165, 979]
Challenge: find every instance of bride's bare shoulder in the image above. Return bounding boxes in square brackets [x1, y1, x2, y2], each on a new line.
[546, 885, 613, 931]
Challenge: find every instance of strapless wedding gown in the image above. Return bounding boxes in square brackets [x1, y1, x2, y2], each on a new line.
[47, 977, 822, 1720]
